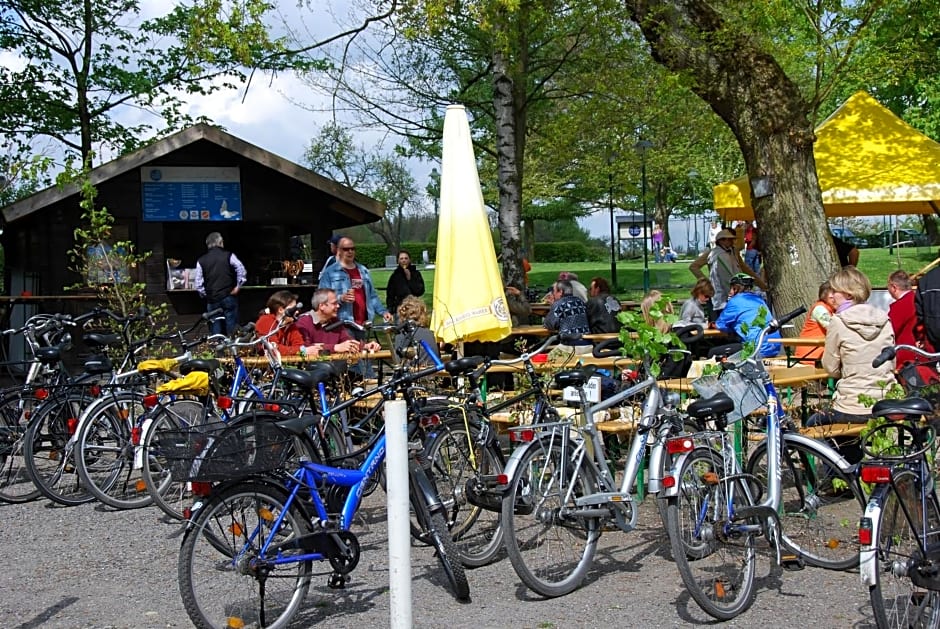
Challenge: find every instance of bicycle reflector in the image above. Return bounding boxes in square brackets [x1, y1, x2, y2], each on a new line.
[263, 403, 280, 412]
[88, 384, 101, 397]
[35, 388, 49, 400]
[510, 429, 536, 443]
[420, 414, 441, 428]
[860, 465, 892, 484]
[859, 517, 873, 546]
[217, 396, 234, 410]
[66, 417, 78, 435]
[142, 394, 159, 408]
[666, 436, 695, 455]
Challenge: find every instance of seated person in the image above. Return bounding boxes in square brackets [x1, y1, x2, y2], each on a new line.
[714, 273, 781, 358]
[806, 266, 896, 427]
[505, 285, 532, 326]
[544, 280, 591, 354]
[661, 246, 678, 263]
[586, 276, 621, 334]
[677, 278, 714, 326]
[795, 281, 835, 363]
[295, 288, 380, 354]
[254, 290, 316, 356]
[394, 295, 441, 365]
[545, 271, 588, 303]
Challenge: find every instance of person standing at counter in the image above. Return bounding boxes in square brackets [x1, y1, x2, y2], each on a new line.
[194, 231, 246, 335]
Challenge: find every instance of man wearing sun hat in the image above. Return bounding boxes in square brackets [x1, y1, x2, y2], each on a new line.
[689, 227, 765, 320]
[318, 234, 343, 281]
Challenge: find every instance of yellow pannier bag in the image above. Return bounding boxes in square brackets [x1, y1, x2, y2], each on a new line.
[138, 358, 180, 374]
[156, 371, 210, 396]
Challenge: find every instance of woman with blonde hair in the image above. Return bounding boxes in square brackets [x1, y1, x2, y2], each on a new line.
[395, 295, 441, 364]
[806, 266, 896, 427]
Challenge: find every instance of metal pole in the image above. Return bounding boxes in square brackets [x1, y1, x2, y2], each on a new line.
[385, 400, 412, 628]
[641, 156, 650, 292]
[609, 171, 617, 288]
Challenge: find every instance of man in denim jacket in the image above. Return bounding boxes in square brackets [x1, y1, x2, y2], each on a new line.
[320, 236, 393, 332]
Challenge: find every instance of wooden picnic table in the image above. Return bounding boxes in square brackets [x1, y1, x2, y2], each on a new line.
[529, 300, 642, 318]
[222, 350, 394, 367]
[658, 365, 830, 394]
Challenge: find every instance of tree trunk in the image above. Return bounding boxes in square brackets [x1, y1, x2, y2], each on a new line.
[626, 0, 839, 326]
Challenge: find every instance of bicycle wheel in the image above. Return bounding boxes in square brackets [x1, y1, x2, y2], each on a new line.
[426, 417, 505, 567]
[0, 390, 43, 503]
[666, 446, 757, 620]
[140, 399, 209, 520]
[74, 392, 151, 509]
[426, 510, 471, 601]
[501, 437, 600, 598]
[23, 392, 95, 506]
[869, 469, 940, 629]
[179, 481, 313, 629]
[746, 435, 864, 569]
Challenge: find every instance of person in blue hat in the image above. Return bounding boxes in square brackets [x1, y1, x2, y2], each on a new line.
[714, 273, 781, 358]
[318, 234, 343, 281]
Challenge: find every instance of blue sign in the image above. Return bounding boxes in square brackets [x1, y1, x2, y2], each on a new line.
[628, 225, 642, 237]
[141, 167, 243, 222]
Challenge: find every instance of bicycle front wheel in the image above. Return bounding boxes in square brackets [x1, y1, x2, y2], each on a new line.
[75, 392, 150, 509]
[501, 437, 600, 598]
[426, 417, 505, 567]
[23, 393, 95, 506]
[869, 469, 940, 629]
[746, 435, 864, 569]
[666, 446, 757, 621]
[0, 390, 43, 503]
[178, 481, 313, 629]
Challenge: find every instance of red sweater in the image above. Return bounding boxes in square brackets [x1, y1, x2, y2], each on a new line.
[294, 314, 351, 352]
[255, 313, 306, 355]
[889, 290, 932, 366]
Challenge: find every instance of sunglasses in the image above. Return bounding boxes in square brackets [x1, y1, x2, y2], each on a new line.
[340, 246, 356, 251]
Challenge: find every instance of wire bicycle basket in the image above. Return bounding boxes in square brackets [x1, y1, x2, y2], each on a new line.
[692, 350, 767, 423]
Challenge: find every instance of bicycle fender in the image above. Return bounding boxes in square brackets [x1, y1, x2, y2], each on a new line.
[409, 462, 444, 514]
[781, 432, 855, 472]
[659, 447, 697, 499]
[860, 485, 889, 588]
[501, 432, 578, 488]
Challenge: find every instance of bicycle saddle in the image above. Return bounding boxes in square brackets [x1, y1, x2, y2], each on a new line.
[35, 346, 61, 365]
[708, 343, 742, 359]
[554, 366, 597, 388]
[281, 364, 337, 390]
[179, 359, 220, 375]
[444, 356, 484, 376]
[84, 332, 121, 348]
[83, 355, 113, 375]
[687, 392, 735, 419]
[871, 397, 932, 420]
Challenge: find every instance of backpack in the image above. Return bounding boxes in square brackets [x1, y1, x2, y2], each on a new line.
[915, 266, 940, 349]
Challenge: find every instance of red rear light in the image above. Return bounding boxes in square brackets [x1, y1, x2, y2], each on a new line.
[35, 388, 49, 400]
[263, 403, 280, 412]
[859, 517, 873, 546]
[217, 396, 233, 410]
[131, 426, 142, 445]
[191, 482, 213, 496]
[420, 414, 441, 428]
[66, 417, 78, 435]
[510, 429, 535, 443]
[88, 384, 101, 397]
[496, 474, 509, 485]
[666, 437, 695, 455]
[142, 394, 159, 408]
[861, 465, 892, 484]
[662, 475, 676, 488]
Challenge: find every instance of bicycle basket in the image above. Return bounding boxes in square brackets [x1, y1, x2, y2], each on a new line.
[691, 352, 767, 423]
[153, 417, 295, 482]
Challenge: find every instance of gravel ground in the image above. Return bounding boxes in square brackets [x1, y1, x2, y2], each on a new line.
[0, 490, 877, 629]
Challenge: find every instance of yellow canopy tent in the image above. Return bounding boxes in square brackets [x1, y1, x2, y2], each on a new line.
[713, 91, 940, 221]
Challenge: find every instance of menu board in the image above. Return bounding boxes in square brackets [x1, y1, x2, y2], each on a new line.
[141, 166, 242, 222]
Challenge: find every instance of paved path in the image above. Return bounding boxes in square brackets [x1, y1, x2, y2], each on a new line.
[0, 493, 876, 628]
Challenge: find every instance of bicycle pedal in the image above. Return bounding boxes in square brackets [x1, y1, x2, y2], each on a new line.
[328, 572, 347, 589]
[780, 555, 805, 571]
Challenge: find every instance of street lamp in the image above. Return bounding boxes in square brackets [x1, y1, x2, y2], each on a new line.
[428, 167, 440, 217]
[635, 139, 653, 292]
[607, 153, 618, 288]
[688, 169, 699, 252]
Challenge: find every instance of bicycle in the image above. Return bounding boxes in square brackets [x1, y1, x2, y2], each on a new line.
[860, 344, 940, 629]
[177, 341, 469, 628]
[663, 307, 866, 620]
[498, 340, 687, 597]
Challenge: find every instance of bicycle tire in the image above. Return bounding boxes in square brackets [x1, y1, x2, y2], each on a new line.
[179, 481, 313, 629]
[141, 399, 210, 520]
[501, 437, 600, 598]
[0, 390, 43, 503]
[869, 469, 940, 629]
[746, 434, 864, 569]
[666, 446, 757, 620]
[23, 392, 96, 506]
[74, 391, 151, 510]
[425, 416, 505, 567]
[427, 510, 472, 602]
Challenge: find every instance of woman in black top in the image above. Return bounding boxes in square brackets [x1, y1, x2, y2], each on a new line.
[385, 249, 426, 315]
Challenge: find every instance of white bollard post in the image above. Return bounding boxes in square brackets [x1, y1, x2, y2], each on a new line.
[385, 399, 412, 628]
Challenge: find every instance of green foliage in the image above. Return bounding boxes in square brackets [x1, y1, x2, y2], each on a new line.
[615, 295, 683, 378]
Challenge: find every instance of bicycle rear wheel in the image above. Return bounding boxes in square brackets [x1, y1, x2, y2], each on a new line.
[746, 435, 864, 569]
[426, 417, 505, 567]
[75, 392, 150, 509]
[666, 446, 757, 621]
[501, 437, 600, 598]
[869, 469, 940, 629]
[178, 481, 313, 629]
[23, 392, 95, 506]
[0, 390, 43, 503]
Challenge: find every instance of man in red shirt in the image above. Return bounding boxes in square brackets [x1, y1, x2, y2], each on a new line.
[887, 269, 931, 366]
[295, 288, 380, 354]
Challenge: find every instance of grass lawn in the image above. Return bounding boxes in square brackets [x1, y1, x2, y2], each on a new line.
[368, 244, 939, 308]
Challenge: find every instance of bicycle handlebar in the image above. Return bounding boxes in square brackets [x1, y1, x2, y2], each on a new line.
[872, 344, 940, 368]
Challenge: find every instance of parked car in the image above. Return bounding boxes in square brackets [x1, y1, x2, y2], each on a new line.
[871, 228, 929, 249]
[830, 226, 868, 248]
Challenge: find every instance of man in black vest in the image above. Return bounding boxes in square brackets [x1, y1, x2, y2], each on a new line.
[194, 232, 246, 334]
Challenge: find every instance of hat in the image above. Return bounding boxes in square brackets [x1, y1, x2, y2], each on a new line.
[715, 229, 735, 241]
[327, 234, 343, 246]
[730, 272, 754, 288]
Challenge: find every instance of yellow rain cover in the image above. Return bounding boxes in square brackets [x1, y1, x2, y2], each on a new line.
[714, 91, 940, 221]
[156, 371, 209, 396]
[430, 105, 512, 345]
[138, 358, 179, 373]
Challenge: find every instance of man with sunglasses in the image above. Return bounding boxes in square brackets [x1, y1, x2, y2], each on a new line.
[320, 237, 393, 334]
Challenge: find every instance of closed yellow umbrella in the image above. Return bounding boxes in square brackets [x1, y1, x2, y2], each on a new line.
[430, 105, 512, 344]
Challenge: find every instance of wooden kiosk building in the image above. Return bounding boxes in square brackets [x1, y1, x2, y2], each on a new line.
[0, 124, 385, 324]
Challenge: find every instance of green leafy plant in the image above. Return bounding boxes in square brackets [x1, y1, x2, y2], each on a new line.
[615, 296, 683, 378]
